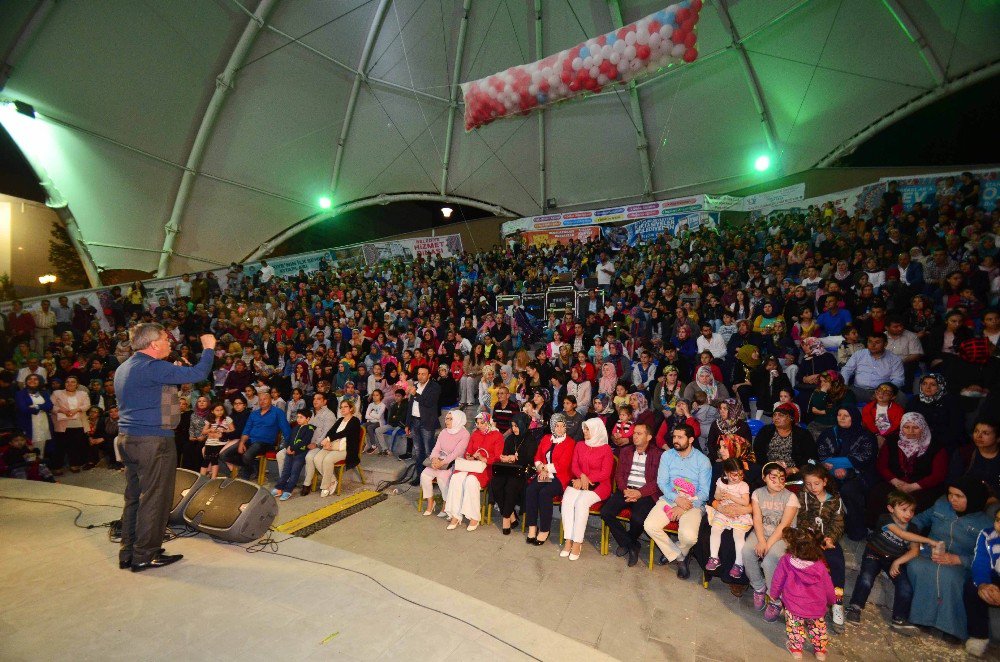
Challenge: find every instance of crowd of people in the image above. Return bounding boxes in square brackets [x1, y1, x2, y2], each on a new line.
[1, 171, 999, 658]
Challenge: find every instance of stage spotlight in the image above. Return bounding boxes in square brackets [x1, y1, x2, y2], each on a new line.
[754, 154, 771, 172]
[441, 206, 453, 219]
[318, 196, 332, 209]
[14, 101, 36, 118]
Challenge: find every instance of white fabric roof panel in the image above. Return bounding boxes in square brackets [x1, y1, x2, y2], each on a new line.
[1, 0, 997, 277]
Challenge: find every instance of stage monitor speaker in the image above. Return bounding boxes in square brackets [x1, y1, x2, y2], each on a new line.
[170, 468, 209, 525]
[183, 477, 277, 543]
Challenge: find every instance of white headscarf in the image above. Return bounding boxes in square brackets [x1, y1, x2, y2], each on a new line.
[445, 409, 467, 434]
[582, 417, 609, 448]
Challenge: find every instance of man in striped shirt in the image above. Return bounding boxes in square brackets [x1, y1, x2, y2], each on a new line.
[600, 422, 663, 567]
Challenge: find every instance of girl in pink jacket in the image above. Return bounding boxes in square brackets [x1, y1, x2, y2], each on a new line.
[769, 527, 837, 660]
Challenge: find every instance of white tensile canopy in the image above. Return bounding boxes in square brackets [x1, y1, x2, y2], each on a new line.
[1, 0, 997, 279]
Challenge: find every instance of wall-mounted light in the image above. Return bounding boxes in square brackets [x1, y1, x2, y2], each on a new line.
[441, 206, 453, 219]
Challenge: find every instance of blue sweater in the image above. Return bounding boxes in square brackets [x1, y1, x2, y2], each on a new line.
[242, 406, 292, 447]
[656, 447, 712, 509]
[971, 526, 1000, 586]
[116, 349, 214, 437]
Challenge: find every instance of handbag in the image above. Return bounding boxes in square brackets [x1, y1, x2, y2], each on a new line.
[455, 458, 486, 473]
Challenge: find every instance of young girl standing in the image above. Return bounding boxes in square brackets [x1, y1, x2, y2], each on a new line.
[769, 528, 837, 660]
[796, 464, 847, 632]
[705, 459, 753, 578]
[201, 403, 234, 479]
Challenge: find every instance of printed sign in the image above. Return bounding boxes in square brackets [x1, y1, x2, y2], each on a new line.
[361, 234, 464, 266]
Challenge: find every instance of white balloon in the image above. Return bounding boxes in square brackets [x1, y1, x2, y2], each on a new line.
[589, 66, 600, 78]
[487, 87, 498, 98]
[572, 57, 583, 70]
[629, 59, 643, 72]
[597, 74, 609, 85]
[592, 53, 604, 67]
[528, 83, 538, 95]
[617, 59, 628, 73]
[558, 84, 569, 95]
[613, 39, 626, 53]
[663, 38, 674, 51]
[625, 31, 637, 46]
[609, 52, 620, 64]
[601, 45, 612, 58]
[660, 25, 673, 39]
[541, 67, 552, 78]
[624, 45, 636, 60]
[583, 56, 594, 69]
[672, 43, 686, 57]
[548, 75, 560, 88]
[637, 31, 649, 45]
[649, 32, 661, 48]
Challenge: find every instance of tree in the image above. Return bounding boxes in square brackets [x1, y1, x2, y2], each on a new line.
[48, 222, 88, 289]
[0, 273, 16, 301]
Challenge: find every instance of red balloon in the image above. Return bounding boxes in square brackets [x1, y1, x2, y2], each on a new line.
[690, 12, 700, 25]
[683, 47, 697, 63]
[539, 79, 550, 92]
[682, 19, 695, 33]
[648, 20, 661, 34]
[560, 70, 572, 84]
[691, 0, 703, 11]
[569, 80, 581, 92]
[635, 44, 651, 60]
[673, 28, 687, 43]
[617, 27, 629, 39]
[684, 32, 697, 47]
[676, 7, 689, 22]
[597, 34, 607, 46]
[607, 67, 618, 80]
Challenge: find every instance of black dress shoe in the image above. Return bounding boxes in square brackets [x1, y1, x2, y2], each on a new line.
[656, 552, 670, 566]
[615, 544, 629, 558]
[299, 485, 311, 497]
[676, 555, 690, 579]
[531, 536, 548, 546]
[399, 453, 412, 460]
[502, 526, 511, 535]
[119, 548, 164, 569]
[526, 536, 536, 544]
[627, 544, 641, 567]
[131, 553, 183, 573]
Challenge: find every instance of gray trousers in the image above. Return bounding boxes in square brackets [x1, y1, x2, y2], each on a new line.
[120, 434, 176, 565]
[742, 530, 787, 593]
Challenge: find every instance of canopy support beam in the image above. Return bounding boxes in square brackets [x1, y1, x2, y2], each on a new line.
[330, 0, 393, 197]
[535, 0, 546, 210]
[715, 0, 778, 153]
[439, 0, 472, 195]
[0, 0, 55, 90]
[156, 0, 277, 277]
[881, 0, 945, 84]
[607, 0, 654, 199]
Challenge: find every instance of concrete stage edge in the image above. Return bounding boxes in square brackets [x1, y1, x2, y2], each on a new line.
[0, 479, 614, 662]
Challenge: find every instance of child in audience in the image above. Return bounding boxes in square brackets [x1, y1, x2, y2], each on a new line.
[690, 392, 719, 454]
[613, 383, 630, 410]
[797, 464, 847, 632]
[200, 402, 233, 479]
[363, 389, 386, 455]
[272, 409, 315, 500]
[2, 433, 55, 482]
[706, 458, 753, 578]
[611, 404, 634, 449]
[844, 490, 939, 630]
[769, 527, 837, 660]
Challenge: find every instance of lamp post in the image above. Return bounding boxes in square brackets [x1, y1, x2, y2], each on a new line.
[38, 274, 57, 294]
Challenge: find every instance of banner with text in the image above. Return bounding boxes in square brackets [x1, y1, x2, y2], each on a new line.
[878, 168, 998, 212]
[361, 234, 464, 266]
[603, 207, 719, 247]
[501, 196, 705, 236]
[738, 183, 806, 212]
[522, 226, 602, 246]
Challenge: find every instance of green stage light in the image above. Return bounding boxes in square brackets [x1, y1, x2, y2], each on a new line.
[318, 196, 332, 209]
[754, 154, 771, 172]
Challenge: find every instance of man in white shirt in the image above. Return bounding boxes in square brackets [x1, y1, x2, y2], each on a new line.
[696, 323, 727, 360]
[174, 274, 192, 300]
[258, 260, 275, 284]
[596, 253, 615, 289]
[885, 316, 923, 394]
[16, 358, 48, 388]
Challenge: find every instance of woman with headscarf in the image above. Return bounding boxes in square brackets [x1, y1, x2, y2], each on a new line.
[604, 340, 631, 380]
[906, 373, 964, 451]
[491, 412, 539, 534]
[683, 365, 730, 403]
[524, 413, 576, 546]
[558, 418, 614, 560]
[708, 398, 755, 471]
[522, 387, 552, 438]
[418, 409, 470, 516]
[651, 365, 684, 414]
[730, 343, 761, 405]
[796, 337, 838, 393]
[597, 362, 618, 398]
[184, 396, 212, 472]
[443, 411, 504, 531]
[478, 363, 497, 411]
[752, 402, 817, 478]
[628, 391, 659, 434]
[907, 477, 993, 642]
[748, 355, 793, 419]
[566, 365, 592, 416]
[867, 411, 950, 527]
[861, 382, 905, 446]
[816, 407, 878, 540]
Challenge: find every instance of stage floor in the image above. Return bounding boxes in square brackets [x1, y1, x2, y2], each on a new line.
[0, 479, 612, 662]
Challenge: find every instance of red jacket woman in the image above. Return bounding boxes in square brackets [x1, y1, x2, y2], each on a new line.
[534, 432, 577, 489]
[465, 426, 505, 488]
[570, 439, 615, 501]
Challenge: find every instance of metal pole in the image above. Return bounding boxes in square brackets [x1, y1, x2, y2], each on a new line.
[607, 0, 653, 199]
[439, 0, 472, 195]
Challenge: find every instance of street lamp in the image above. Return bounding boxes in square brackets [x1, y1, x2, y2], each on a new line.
[38, 274, 57, 294]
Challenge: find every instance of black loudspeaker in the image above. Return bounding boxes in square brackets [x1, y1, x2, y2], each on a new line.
[170, 468, 209, 525]
[183, 477, 278, 543]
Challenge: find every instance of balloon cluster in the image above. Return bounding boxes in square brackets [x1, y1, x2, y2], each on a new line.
[462, 0, 702, 131]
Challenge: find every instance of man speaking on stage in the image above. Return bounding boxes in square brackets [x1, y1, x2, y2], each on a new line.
[115, 323, 216, 572]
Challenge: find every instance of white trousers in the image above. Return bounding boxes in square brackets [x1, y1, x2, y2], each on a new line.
[313, 448, 346, 491]
[276, 447, 320, 485]
[420, 467, 453, 500]
[560, 487, 602, 543]
[459, 376, 478, 404]
[443, 472, 483, 522]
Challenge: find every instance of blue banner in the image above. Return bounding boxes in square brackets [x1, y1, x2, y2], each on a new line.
[603, 209, 718, 247]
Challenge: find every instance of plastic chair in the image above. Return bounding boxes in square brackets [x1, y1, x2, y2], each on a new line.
[747, 418, 764, 438]
[333, 428, 367, 495]
[256, 449, 278, 485]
